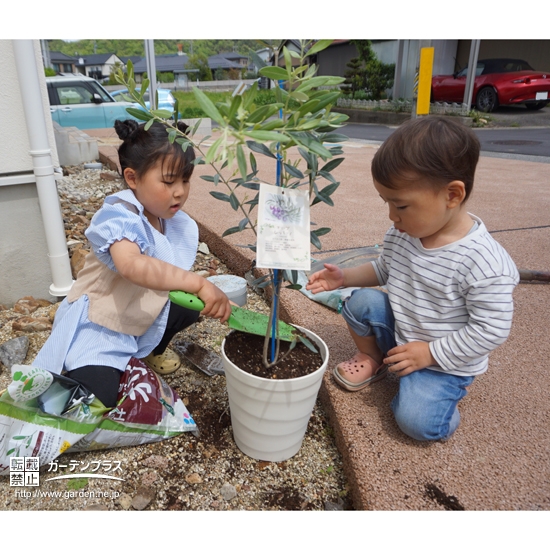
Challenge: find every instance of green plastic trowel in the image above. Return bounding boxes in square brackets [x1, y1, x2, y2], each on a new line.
[169, 290, 297, 342]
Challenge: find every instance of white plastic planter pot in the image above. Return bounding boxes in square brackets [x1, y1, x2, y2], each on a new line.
[221, 326, 329, 462]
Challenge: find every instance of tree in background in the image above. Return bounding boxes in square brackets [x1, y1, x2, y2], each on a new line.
[351, 40, 395, 100]
[343, 57, 365, 98]
[186, 53, 213, 81]
[47, 39, 275, 59]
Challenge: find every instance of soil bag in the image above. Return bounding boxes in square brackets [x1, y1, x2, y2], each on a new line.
[0, 358, 196, 474]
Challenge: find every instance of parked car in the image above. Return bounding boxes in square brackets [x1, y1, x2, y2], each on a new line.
[431, 58, 550, 113]
[46, 75, 139, 129]
[111, 88, 177, 115]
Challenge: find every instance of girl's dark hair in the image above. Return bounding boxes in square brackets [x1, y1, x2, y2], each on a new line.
[371, 116, 480, 201]
[114, 119, 195, 182]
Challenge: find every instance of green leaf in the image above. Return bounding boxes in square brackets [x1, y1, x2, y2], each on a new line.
[312, 182, 339, 206]
[298, 99, 321, 117]
[167, 129, 177, 143]
[246, 140, 276, 159]
[249, 49, 267, 70]
[140, 78, 150, 99]
[241, 182, 260, 190]
[320, 133, 349, 144]
[259, 66, 289, 81]
[200, 175, 216, 182]
[284, 163, 304, 179]
[144, 119, 154, 131]
[312, 227, 331, 237]
[192, 87, 225, 125]
[222, 226, 242, 237]
[249, 152, 257, 174]
[210, 191, 231, 202]
[246, 192, 259, 212]
[283, 269, 299, 284]
[228, 94, 242, 120]
[289, 90, 309, 103]
[243, 130, 291, 144]
[191, 118, 202, 137]
[238, 218, 249, 231]
[308, 92, 342, 114]
[151, 108, 174, 119]
[322, 157, 345, 172]
[229, 192, 240, 211]
[319, 170, 337, 184]
[283, 46, 292, 73]
[237, 144, 247, 180]
[295, 76, 332, 93]
[298, 118, 326, 131]
[246, 103, 283, 124]
[299, 335, 319, 353]
[125, 107, 153, 121]
[310, 231, 322, 250]
[259, 118, 285, 131]
[306, 39, 334, 57]
[242, 81, 259, 110]
[285, 284, 302, 290]
[205, 136, 223, 164]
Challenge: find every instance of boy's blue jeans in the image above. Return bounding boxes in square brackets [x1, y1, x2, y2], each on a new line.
[341, 288, 474, 442]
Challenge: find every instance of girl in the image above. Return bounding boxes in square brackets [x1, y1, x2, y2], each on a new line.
[33, 119, 231, 408]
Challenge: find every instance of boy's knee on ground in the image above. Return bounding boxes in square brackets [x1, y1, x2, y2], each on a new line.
[391, 369, 466, 441]
[392, 397, 459, 441]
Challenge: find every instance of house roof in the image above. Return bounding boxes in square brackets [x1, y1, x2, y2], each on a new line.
[207, 54, 243, 70]
[217, 52, 248, 61]
[49, 51, 77, 63]
[120, 56, 143, 65]
[76, 53, 119, 66]
[133, 54, 190, 73]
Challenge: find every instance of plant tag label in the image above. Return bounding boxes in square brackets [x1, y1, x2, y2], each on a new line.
[256, 184, 311, 271]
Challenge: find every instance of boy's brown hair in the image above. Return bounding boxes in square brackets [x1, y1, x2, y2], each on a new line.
[371, 115, 480, 201]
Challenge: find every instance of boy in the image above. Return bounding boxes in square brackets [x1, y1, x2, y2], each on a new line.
[306, 116, 519, 441]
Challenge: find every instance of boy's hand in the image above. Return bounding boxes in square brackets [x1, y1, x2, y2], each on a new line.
[197, 281, 232, 323]
[383, 341, 437, 377]
[306, 263, 345, 294]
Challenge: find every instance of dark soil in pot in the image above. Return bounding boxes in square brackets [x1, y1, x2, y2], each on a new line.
[223, 330, 324, 380]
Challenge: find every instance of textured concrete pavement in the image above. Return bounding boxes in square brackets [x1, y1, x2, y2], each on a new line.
[91, 127, 550, 511]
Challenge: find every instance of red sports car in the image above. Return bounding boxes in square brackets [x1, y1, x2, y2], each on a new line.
[431, 58, 550, 112]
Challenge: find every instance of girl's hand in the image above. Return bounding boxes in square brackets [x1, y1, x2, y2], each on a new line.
[383, 341, 437, 377]
[306, 263, 345, 294]
[197, 281, 232, 323]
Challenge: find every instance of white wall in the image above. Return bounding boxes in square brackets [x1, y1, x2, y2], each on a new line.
[0, 39, 61, 305]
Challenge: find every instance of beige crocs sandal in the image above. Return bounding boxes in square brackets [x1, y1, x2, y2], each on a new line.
[332, 353, 388, 392]
[143, 348, 181, 375]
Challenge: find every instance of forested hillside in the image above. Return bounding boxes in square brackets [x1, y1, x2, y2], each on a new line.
[48, 39, 277, 58]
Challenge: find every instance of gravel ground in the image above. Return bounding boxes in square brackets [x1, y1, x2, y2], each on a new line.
[0, 165, 351, 511]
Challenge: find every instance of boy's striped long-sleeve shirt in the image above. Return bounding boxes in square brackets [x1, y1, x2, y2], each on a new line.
[372, 215, 519, 376]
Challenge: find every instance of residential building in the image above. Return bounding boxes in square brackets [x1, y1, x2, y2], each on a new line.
[1, 40, 72, 305]
[75, 53, 124, 81]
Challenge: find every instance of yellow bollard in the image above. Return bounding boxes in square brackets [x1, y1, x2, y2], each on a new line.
[416, 47, 434, 116]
